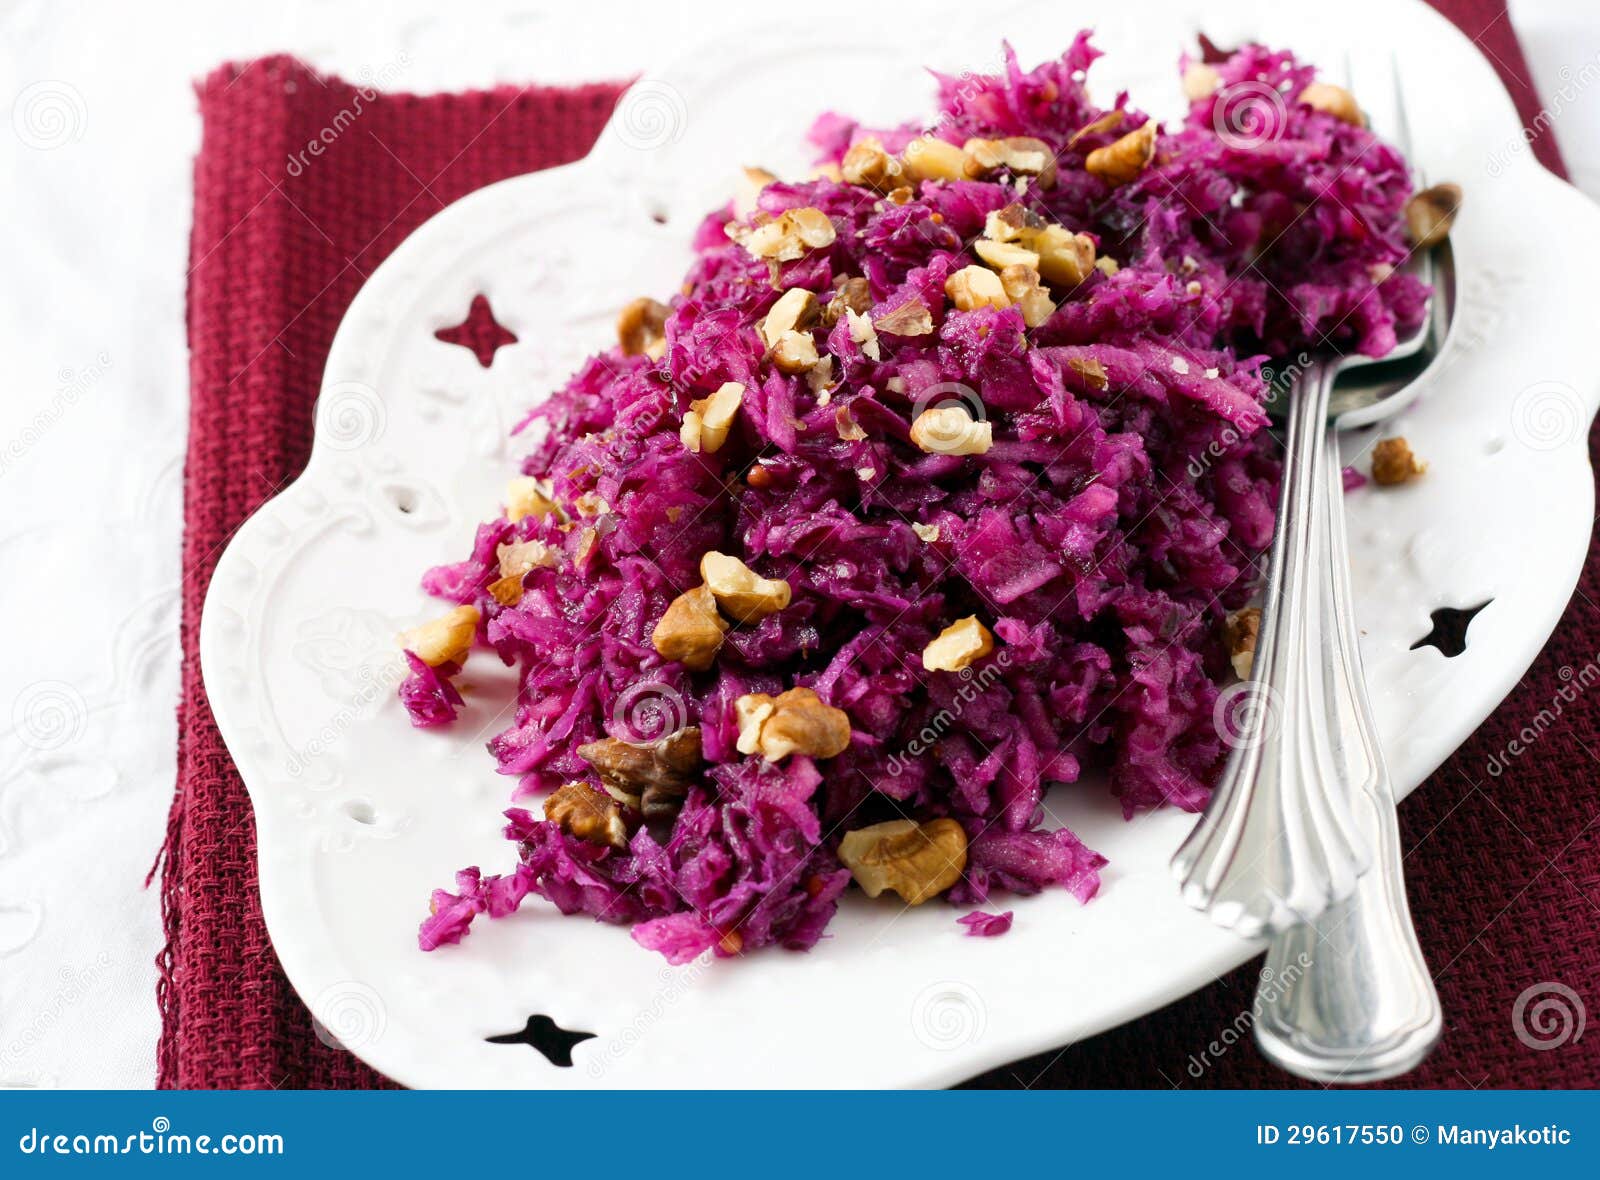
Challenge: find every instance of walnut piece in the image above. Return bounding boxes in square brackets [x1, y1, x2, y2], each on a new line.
[834, 404, 868, 442]
[579, 727, 702, 826]
[1181, 63, 1221, 102]
[760, 288, 820, 347]
[837, 818, 968, 905]
[1224, 607, 1261, 679]
[922, 616, 995, 672]
[399, 604, 479, 667]
[984, 202, 1046, 243]
[1405, 183, 1462, 250]
[912, 522, 940, 543]
[497, 539, 558, 578]
[841, 138, 901, 190]
[733, 687, 851, 761]
[874, 298, 934, 337]
[1068, 355, 1109, 390]
[1068, 109, 1126, 149]
[998, 264, 1057, 328]
[845, 307, 882, 360]
[1085, 121, 1157, 185]
[945, 265, 1009, 312]
[700, 551, 791, 622]
[962, 136, 1057, 188]
[680, 380, 745, 454]
[909, 405, 992, 456]
[898, 135, 968, 182]
[733, 166, 778, 219]
[544, 782, 628, 849]
[616, 297, 670, 358]
[771, 332, 820, 374]
[651, 584, 728, 670]
[743, 207, 836, 261]
[1297, 82, 1363, 126]
[974, 238, 1040, 271]
[505, 475, 559, 523]
[1371, 436, 1426, 486]
[823, 276, 872, 327]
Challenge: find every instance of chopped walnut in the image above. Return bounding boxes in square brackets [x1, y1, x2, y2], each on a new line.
[759, 288, 820, 348]
[743, 207, 836, 261]
[544, 782, 628, 849]
[771, 331, 821, 374]
[489, 574, 526, 606]
[962, 136, 1057, 187]
[680, 380, 745, 454]
[1297, 82, 1363, 126]
[1371, 436, 1426, 486]
[1085, 121, 1157, 185]
[922, 616, 995, 672]
[845, 307, 881, 360]
[1405, 183, 1462, 250]
[807, 355, 836, 400]
[837, 818, 968, 905]
[885, 185, 913, 205]
[910, 404, 992, 456]
[1068, 109, 1126, 148]
[834, 404, 868, 442]
[700, 551, 791, 622]
[809, 162, 843, 182]
[898, 135, 968, 182]
[1095, 256, 1120, 277]
[505, 476, 559, 523]
[874, 298, 934, 337]
[650, 584, 728, 670]
[975, 238, 1041, 271]
[574, 491, 609, 517]
[733, 166, 778, 219]
[733, 686, 851, 761]
[984, 202, 1045, 243]
[841, 138, 902, 190]
[399, 604, 479, 667]
[497, 539, 559, 578]
[1224, 607, 1261, 679]
[1181, 63, 1221, 102]
[1029, 225, 1097, 287]
[912, 522, 940, 543]
[616, 297, 670, 358]
[579, 727, 702, 825]
[823, 276, 873, 327]
[1067, 355, 1110, 391]
[998, 264, 1057, 328]
[945, 265, 1010, 312]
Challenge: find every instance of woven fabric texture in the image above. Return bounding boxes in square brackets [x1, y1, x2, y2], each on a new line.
[166, 5, 1595, 1089]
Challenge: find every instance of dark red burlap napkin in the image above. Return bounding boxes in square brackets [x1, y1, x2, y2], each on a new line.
[165, 4, 1597, 1089]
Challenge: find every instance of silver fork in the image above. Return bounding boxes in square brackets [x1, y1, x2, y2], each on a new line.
[1251, 58, 1452, 1081]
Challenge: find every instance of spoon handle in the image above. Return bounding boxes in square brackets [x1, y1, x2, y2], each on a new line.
[1171, 360, 1370, 937]
[1251, 430, 1441, 1082]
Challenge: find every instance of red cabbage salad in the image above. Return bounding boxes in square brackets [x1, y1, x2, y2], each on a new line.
[402, 34, 1427, 963]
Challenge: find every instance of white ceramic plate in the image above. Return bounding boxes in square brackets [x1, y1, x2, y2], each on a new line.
[201, 0, 1600, 1088]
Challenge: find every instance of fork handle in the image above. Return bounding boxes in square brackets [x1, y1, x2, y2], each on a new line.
[1251, 430, 1441, 1082]
[1171, 360, 1370, 937]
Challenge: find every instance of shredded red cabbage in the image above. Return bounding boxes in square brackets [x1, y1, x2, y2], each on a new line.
[410, 35, 1424, 961]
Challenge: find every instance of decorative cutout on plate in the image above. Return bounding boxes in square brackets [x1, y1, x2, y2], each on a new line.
[485, 1014, 597, 1067]
[1410, 600, 1492, 657]
[435, 294, 518, 367]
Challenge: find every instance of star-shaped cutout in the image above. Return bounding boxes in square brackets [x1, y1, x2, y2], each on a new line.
[1410, 600, 1492, 658]
[485, 1014, 596, 1067]
[435, 294, 518, 368]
